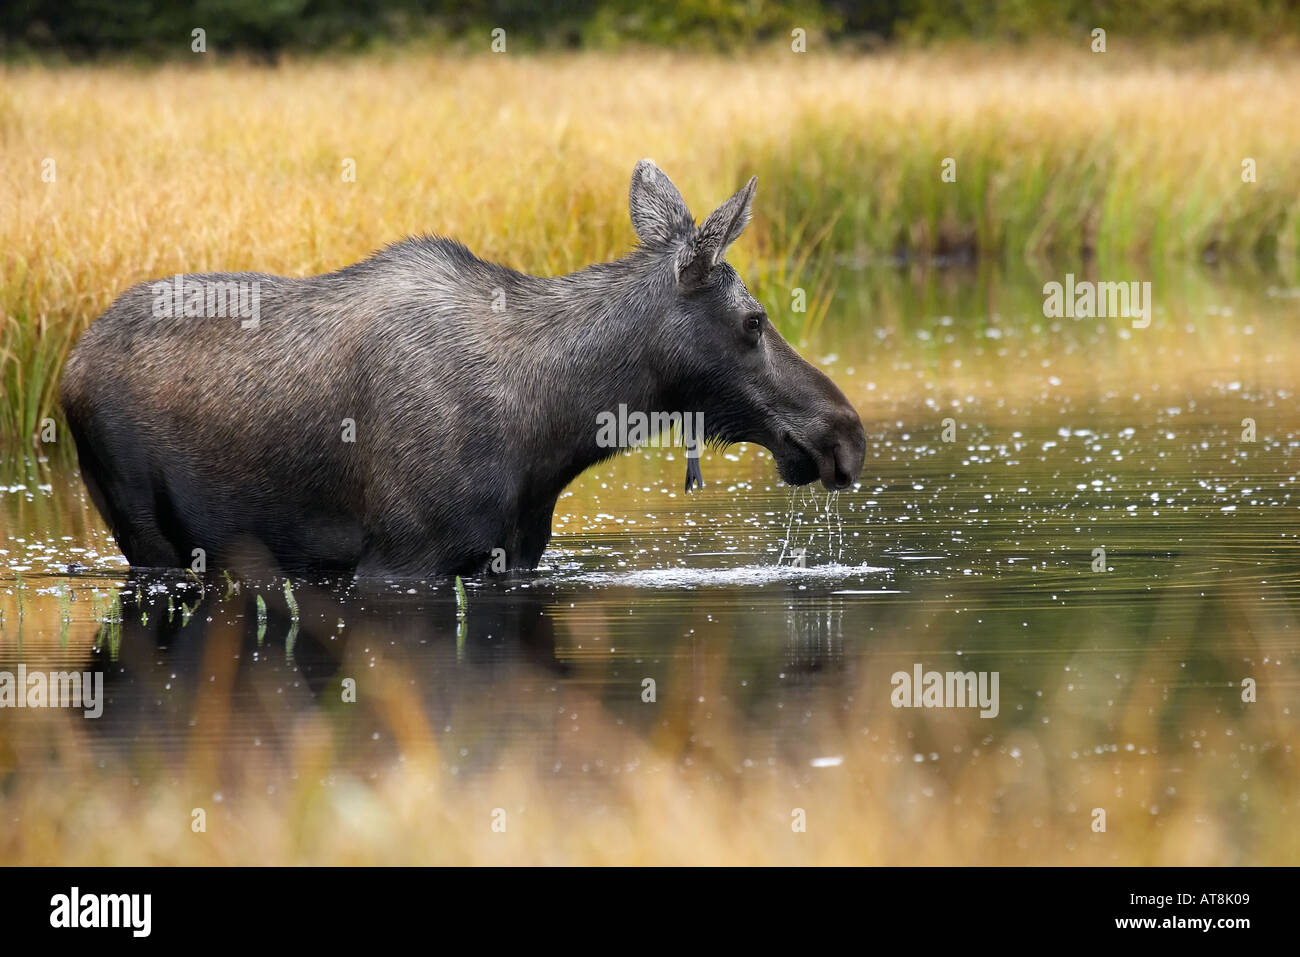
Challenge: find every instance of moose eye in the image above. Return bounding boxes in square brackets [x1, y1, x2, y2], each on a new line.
[743, 312, 764, 335]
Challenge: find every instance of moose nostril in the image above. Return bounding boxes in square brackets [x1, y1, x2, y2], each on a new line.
[832, 435, 863, 488]
[827, 447, 847, 488]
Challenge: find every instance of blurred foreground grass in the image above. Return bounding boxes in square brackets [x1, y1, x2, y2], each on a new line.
[2, 578, 1294, 866]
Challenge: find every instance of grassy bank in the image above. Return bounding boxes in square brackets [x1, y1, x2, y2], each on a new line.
[3, 45, 1300, 443]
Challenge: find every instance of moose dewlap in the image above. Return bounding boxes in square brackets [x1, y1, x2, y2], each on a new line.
[60, 161, 866, 578]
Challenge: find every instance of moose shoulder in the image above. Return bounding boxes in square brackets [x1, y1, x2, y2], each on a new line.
[60, 161, 866, 578]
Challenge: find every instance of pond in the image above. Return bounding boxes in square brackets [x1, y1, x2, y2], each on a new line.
[1, 261, 1297, 864]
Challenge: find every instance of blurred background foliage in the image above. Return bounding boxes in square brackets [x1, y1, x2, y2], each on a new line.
[3, 0, 1299, 59]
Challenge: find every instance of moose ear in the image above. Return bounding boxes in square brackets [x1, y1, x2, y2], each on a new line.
[679, 175, 757, 286]
[629, 159, 695, 248]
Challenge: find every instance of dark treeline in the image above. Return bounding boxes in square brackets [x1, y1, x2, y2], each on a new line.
[3, 0, 1299, 58]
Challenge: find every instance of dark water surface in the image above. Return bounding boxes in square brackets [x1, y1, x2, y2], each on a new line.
[2, 263, 1298, 864]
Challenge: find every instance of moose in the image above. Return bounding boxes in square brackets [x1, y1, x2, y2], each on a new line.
[60, 161, 866, 577]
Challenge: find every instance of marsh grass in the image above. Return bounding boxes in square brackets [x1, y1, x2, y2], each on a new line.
[283, 578, 299, 621]
[255, 593, 267, 646]
[2, 45, 1300, 442]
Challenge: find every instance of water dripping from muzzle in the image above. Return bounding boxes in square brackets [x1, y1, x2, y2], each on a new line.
[776, 486, 848, 567]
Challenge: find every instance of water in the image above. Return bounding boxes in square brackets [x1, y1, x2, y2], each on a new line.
[2, 262, 1297, 864]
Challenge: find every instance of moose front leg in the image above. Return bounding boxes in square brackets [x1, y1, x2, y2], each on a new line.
[502, 500, 557, 571]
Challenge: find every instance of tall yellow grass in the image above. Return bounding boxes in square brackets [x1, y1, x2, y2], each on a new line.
[3, 46, 1300, 443]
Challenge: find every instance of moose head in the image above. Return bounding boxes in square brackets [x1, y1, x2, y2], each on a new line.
[628, 160, 866, 491]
